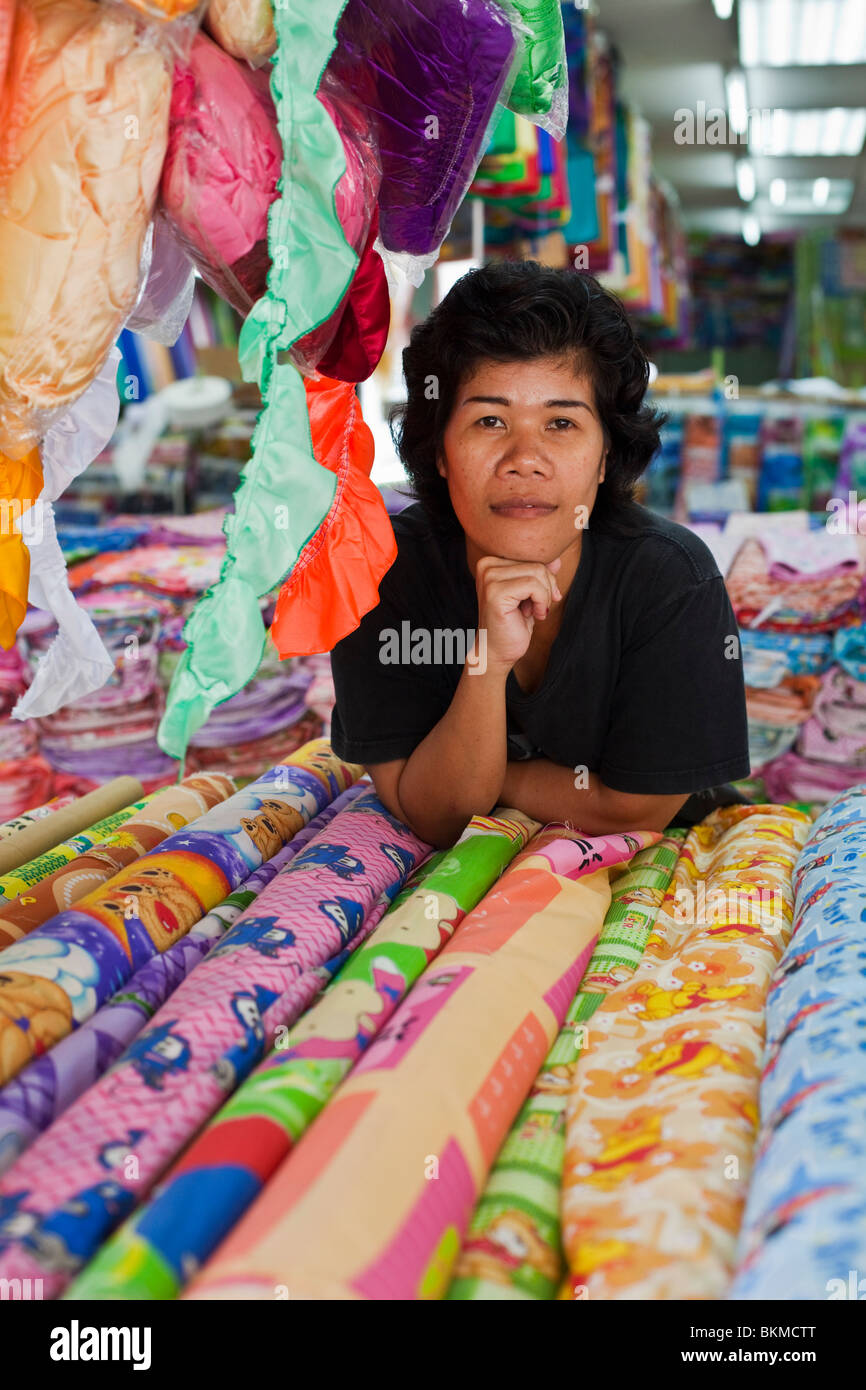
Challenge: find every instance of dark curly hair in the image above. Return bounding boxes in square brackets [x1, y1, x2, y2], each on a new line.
[391, 261, 664, 535]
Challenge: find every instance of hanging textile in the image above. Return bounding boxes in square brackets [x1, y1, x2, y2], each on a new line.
[559, 805, 811, 1301]
[448, 829, 684, 1300]
[157, 0, 359, 761]
[183, 830, 614, 1300]
[0, 786, 426, 1297]
[730, 785, 866, 1299]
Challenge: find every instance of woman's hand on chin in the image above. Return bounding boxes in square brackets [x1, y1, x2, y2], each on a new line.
[475, 554, 562, 672]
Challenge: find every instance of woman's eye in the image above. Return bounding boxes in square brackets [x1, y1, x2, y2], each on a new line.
[549, 417, 577, 430]
[477, 416, 503, 428]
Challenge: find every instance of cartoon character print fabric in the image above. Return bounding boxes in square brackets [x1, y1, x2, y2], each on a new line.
[730, 784, 866, 1300]
[182, 828, 613, 1300]
[449, 829, 684, 1300]
[559, 804, 812, 1301]
[0, 784, 425, 1296]
[69, 808, 536, 1298]
[0, 786, 365, 1179]
[0, 774, 235, 948]
[0, 741, 359, 1084]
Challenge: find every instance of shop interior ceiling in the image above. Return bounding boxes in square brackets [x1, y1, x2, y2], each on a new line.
[599, 0, 866, 236]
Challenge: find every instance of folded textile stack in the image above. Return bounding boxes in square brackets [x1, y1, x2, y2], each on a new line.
[4, 520, 332, 793]
[724, 522, 866, 809]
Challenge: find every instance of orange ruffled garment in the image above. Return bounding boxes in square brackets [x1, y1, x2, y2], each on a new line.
[204, 0, 275, 66]
[269, 374, 398, 657]
[0, 0, 172, 458]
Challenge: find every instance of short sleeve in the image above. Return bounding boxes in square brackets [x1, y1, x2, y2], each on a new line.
[329, 578, 453, 765]
[598, 574, 751, 795]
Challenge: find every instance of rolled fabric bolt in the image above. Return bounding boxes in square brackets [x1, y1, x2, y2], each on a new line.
[730, 784, 866, 1299]
[67, 807, 538, 1299]
[0, 783, 426, 1296]
[0, 778, 144, 877]
[0, 739, 361, 1086]
[0, 798, 158, 908]
[0, 796, 78, 842]
[558, 804, 811, 1301]
[448, 829, 684, 1302]
[0, 774, 235, 950]
[0, 784, 366, 1178]
[183, 831, 612, 1301]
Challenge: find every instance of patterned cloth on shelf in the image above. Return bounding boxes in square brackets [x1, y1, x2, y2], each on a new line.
[67, 808, 539, 1298]
[559, 804, 812, 1301]
[740, 628, 833, 689]
[726, 539, 864, 633]
[0, 741, 359, 1085]
[182, 827, 621, 1300]
[762, 750, 863, 807]
[448, 829, 684, 1300]
[797, 665, 866, 769]
[0, 786, 365, 1179]
[67, 546, 225, 599]
[832, 622, 866, 685]
[730, 784, 866, 1300]
[0, 775, 234, 949]
[0, 785, 425, 1297]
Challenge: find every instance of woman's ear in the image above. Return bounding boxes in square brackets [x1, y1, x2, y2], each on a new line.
[435, 452, 447, 479]
[599, 451, 607, 485]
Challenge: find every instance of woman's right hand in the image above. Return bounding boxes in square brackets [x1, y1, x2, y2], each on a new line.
[474, 555, 562, 672]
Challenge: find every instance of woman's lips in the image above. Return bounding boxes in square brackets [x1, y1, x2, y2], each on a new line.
[490, 501, 557, 518]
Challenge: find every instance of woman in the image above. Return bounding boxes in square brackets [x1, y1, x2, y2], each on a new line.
[330, 262, 750, 849]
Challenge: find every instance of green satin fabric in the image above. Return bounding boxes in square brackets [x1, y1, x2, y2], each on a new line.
[158, 0, 356, 761]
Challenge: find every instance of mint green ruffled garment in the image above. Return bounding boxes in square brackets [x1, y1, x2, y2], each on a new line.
[158, 2, 356, 761]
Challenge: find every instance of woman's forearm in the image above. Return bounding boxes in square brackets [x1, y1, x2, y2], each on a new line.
[501, 759, 689, 835]
[396, 659, 510, 848]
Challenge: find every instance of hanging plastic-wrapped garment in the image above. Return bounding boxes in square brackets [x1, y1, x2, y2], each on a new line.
[326, 0, 519, 263]
[499, 0, 568, 139]
[0, 0, 172, 460]
[204, 0, 275, 66]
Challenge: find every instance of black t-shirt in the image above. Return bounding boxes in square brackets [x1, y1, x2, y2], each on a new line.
[330, 501, 750, 797]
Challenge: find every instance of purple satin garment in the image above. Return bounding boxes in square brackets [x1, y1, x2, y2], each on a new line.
[0, 783, 366, 1176]
[327, 0, 517, 256]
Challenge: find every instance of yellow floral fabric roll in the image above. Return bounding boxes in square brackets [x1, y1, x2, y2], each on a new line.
[560, 804, 812, 1301]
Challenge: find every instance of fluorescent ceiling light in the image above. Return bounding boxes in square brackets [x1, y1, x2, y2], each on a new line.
[739, 0, 866, 65]
[742, 213, 762, 245]
[812, 176, 830, 205]
[760, 177, 853, 213]
[712, 0, 735, 17]
[736, 159, 756, 201]
[726, 70, 749, 135]
[751, 107, 866, 156]
[770, 177, 787, 205]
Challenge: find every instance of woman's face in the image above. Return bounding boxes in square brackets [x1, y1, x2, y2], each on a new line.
[437, 355, 607, 565]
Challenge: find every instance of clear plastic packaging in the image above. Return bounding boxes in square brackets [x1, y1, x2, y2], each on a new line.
[0, 0, 172, 460]
[497, 0, 569, 140]
[204, 0, 276, 66]
[159, 28, 282, 316]
[102, 0, 207, 61]
[325, 0, 519, 260]
[291, 71, 385, 378]
[126, 213, 196, 346]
